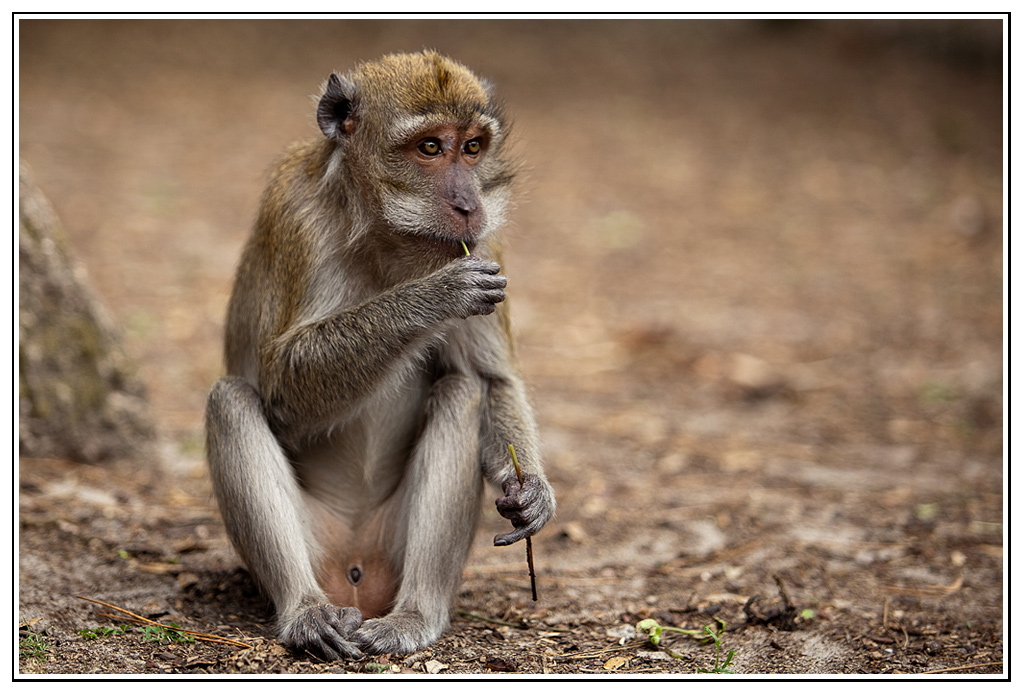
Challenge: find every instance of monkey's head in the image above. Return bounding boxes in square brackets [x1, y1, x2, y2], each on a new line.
[317, 51, 515, 255]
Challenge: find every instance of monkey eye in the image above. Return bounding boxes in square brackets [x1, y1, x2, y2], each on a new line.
[464, 139, 482, 156]
[418, 139, 442, 156]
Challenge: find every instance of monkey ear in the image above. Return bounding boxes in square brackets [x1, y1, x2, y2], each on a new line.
[317, 73, 357, 140]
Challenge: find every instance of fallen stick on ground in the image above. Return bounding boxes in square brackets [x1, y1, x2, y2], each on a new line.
[76, 595, 252, 649]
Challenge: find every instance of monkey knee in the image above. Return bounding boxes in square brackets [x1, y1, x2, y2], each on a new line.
[425, 373, 481, 414]
[207, 376, 259, 417]
[209, 375, 260, 405]
[206, 376, 267, 433]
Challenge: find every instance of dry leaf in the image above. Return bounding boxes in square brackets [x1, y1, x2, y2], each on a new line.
[603, 656, 628, 670]
[485, 656, 516, 672]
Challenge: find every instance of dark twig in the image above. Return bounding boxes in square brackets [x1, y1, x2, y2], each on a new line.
[508, 443, 538, 601]
[914, 662, 1003, 675]
[456, 610, 528, 629]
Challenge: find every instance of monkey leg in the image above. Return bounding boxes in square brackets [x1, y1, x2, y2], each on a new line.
[353, 373, 484, 655]
[206, 376, 363, 660]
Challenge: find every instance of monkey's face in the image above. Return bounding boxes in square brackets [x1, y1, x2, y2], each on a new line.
[376, 118, 508, 253]
[318, 52, 515, 256]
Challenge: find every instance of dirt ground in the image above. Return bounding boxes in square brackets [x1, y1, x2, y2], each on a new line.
[17, 19, 1005, 677]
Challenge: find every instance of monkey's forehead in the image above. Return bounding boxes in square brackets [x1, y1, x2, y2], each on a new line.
[351, 51, 495, 121]
[386, 112, 504, 146]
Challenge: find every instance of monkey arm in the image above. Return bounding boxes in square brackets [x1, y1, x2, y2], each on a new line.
[482, 374, 556, 545]
[258, 284, 442, 434]
[257, 256, 506, 438]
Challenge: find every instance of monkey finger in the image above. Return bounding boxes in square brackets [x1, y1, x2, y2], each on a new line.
[325, 634, 365, 661]
[495, 507, 528, 527]
[457, 255, 498, 271]
[494, 497, 525, 519]
[473, 274, 507, 290]
[322, 605, 363, 635]
[493, 528, 528, 546]
[481, 289, 507, 305]
[495, 484, 538, 515]
[312, 619, 364, 661]
[493, 522, 539, 546]
[306, 634, 364, 662]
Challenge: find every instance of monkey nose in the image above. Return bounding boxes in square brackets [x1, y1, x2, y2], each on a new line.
[449, 186, 479, 214]
[449, 202, 479, 233]
[454, 205, 477, 224]
[452, 199, 478, 216]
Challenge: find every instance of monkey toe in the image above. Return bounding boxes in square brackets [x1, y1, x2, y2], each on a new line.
[353, 612, 437, 655]
[284, 604, 364, 661]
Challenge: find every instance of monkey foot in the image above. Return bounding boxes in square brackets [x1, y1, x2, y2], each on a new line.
[353, 610, 441, 655]
[283, 604, 364, 661]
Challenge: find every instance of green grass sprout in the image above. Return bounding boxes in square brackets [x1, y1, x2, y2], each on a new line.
[79, 624, 133, 640]
[141, 622, 196, 644]
[637, 617, 737, 674]
[20, 633, 50, 661]
[696, 624, 737, 674]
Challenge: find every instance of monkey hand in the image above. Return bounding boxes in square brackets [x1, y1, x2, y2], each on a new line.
[281, 604, 364, 661]
[493, 473, 556, 546]
[433, 256, 507, 319]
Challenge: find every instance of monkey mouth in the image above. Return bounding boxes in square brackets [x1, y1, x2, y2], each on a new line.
[415, 232, 477, 258]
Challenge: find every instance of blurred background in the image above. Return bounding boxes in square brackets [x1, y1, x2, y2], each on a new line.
[18, 18, 1004, 673]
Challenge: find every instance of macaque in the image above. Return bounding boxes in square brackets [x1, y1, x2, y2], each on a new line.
[205, 51, 555, 660]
